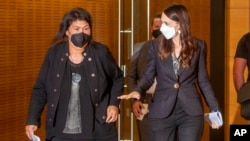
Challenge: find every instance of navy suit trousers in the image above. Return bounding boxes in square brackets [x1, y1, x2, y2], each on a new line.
[149, 99, 204, 141]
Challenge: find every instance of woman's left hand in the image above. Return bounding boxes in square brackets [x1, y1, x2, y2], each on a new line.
[106, 105, 119, 123]
[117, 91, 140, 100]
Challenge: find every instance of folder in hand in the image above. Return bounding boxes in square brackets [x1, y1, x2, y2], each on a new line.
[32, 134, 40, 141]
[204, 111, 223, 129]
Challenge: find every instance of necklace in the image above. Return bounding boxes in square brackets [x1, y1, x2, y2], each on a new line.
[69, 55, 84, 64]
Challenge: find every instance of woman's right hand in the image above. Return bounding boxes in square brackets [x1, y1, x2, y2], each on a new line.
[25, 125, 38, 140]
[117, 91, 140, 100]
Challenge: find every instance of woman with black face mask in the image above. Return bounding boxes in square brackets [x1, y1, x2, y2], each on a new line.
[25, 7, 123, 141]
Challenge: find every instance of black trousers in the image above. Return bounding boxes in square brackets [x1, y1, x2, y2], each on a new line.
[149, 100, 204, 141]
[136, 94, 152, 141]
[136, 113, 151, 141]
[46, 121, 118, 141]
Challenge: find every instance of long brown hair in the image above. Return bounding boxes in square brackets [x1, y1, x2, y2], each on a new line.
[158, 3, 197, 68]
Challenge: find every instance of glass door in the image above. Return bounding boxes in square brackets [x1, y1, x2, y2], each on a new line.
[118, 0, 150, 140]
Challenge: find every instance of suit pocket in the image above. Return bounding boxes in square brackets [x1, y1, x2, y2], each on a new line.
[180, 87, 200, 98]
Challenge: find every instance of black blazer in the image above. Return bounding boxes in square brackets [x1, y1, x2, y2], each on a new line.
[26, 41, 123, 137]
[134, 38, 219, 118]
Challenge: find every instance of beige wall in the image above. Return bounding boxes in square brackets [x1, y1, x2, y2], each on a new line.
[225, 0, 250, 140]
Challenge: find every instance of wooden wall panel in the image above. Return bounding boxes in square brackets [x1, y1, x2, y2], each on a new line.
[0, 0, 118, 140]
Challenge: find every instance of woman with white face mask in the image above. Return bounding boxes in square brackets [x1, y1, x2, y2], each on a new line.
[118, 3, 222, 141]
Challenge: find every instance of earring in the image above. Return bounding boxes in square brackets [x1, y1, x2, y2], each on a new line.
[178, 29, 181, 34]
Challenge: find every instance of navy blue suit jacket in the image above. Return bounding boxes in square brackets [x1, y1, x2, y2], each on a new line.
[134, 38, 219, 118]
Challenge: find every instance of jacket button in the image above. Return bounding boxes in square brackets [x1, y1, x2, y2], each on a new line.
[102, 115, 106, 119]
[174, 83, 179, 89]
[88, 57, 92, 61]
[51, 104, 54, 107]
[94, 88, 98, 92]
[56, 74, 60, 77]
[95, 103, 98, 107]
[91, 73, 95, 77]
[54, 89, 57, 92]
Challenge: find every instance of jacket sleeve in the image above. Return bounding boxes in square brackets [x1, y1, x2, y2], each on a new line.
[135, 40, 157, 94]
[101, 48, 124, 107]
[127, 46, 141, 93]
[196, 40, 219, 111]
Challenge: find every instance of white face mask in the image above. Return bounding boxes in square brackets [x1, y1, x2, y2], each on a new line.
[160, 24, 176, 39]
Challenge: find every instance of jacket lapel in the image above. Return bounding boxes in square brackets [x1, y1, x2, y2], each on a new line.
[165, 55, 178, 80]
[177, 66, 185, 77]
